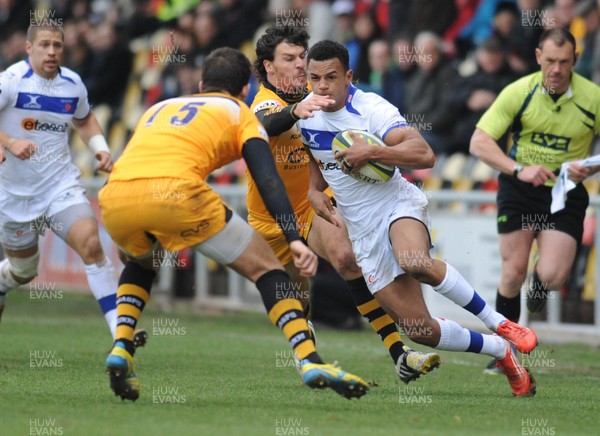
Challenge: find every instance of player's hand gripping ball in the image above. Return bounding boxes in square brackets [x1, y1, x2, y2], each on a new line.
[332, 130, 395, 184]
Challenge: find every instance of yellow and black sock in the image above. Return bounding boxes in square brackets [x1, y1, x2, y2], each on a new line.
[115, 262, 155, 355]
[348, 277, 404, 364]
[257, 270, 322, 364]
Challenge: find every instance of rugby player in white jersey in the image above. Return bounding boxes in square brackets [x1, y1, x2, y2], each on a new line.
[0, 24, 145, 347]
[298, 40, 537, 397]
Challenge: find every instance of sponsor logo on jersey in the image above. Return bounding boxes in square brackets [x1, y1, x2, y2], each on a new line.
[317, 159, 341, 171]
[23, 94, 42, 109]
[305, 131, 320, 147]
[530, 132, 571, 151]
[16, 92, 78, 114]
[300, 128, 336, 151]
[286, 147, 306, 164]
[367, 273, 378, 285]
[253, 100, 281, 113]
[21, 117, 68, 133]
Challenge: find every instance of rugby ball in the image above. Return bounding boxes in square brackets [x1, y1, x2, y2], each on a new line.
[331, 130, 395, 184]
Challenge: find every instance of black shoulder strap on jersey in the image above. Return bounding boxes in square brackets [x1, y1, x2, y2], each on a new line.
[510, 83, 538, 135]
[508, 83, 538, 159]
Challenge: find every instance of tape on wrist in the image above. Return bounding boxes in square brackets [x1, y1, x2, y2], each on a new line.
[89, 135, 110, 154]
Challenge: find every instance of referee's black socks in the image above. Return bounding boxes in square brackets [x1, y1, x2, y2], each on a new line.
[495, 289, 521, 323]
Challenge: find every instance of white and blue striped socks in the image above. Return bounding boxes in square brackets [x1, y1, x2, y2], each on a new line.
[84, 258, 118, 339]
[433, 263, 505, 331]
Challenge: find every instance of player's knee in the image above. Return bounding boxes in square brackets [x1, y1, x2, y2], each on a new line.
[6, 252, 40, 284]
[404, 266, 434, 283]
[80, 235, 105, 263]
[328, 247, 360, 278]
[503, 265, 528, 290]
[536, 267, 569, 290]
[398, 254, 435, 282]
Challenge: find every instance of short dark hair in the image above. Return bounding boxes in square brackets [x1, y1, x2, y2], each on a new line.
[27, 24, 64, 43]
[201, 47, 251, 96]
[307, 40, 350, 71]
[538, 28, 576, 54]
[254, 25, 310, 83]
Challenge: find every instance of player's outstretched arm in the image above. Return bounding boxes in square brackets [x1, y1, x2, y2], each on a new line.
[470, 128, 555, 187]
[255, 95, 335, 136]
[72, 113, 113, 172]
[289, 240, 318, 277]
[290, 95, 335, 120]
[242, 137, 318, 276]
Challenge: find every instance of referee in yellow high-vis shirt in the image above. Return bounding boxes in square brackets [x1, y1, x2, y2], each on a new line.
[470, 28, 600, 374]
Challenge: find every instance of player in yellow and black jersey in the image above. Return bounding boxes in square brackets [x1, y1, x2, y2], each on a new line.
[248, 25, 440, 384]
[100, 47, 370, 401]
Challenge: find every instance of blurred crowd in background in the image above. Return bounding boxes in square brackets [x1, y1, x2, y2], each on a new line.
[2, 0, 600, 181]
[2, 0, 599, 325]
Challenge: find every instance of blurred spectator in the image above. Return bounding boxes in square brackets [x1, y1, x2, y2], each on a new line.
[449, 37, 517, 154]
[553, 0, 589, 53]
[63, 20, 90, 76]
[0, 0, 34, 42]
[345, 11, 381, 85]
[506, 0, 546, 74]
[405, 32, 459, 156]
[554, 0, 576, 28]
[406, 0, 457, 39]
[358, 39, 390, 95]
[306, 0, 335, 42]
[386, 33, 417, 113]
[156, 29, 199, 101]
[126, 0, 163, 39]
[573, 0, 600, 78]
[216, 0, 269, 48]
[593, 0, 600, 84]
[83, 22, 133, 111]
[191, 1, 222, 67]
[331, 0, 355, 43]
[388, 0, 413, 39]
[358, 38, 411, 113]
[491, 1, 520, 51]
[355, 0, 390, 36]
[443, 0, 482, 59]
[0, 30, 26, 70]
[155, 0, 202, 22]
[458, 0, 516, 50]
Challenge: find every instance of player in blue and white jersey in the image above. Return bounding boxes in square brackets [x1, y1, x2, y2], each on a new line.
[298, 40, 537, 397]
[0, 24, 145, 346]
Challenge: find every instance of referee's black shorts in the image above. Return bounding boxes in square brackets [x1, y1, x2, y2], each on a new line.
[496, 173, 589, 243]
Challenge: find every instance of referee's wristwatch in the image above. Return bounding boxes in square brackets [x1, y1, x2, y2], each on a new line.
[513, 163, 524, 178]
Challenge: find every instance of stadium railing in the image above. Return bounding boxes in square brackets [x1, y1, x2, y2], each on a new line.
[29, 179, 600, 345]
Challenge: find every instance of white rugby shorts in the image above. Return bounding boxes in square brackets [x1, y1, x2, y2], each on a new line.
[351, 181, 431, 294]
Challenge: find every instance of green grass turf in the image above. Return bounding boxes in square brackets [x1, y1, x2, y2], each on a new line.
[1, 291, 599, 435]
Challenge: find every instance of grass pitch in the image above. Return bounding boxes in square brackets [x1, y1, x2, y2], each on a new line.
[1, 291, 599, 435]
